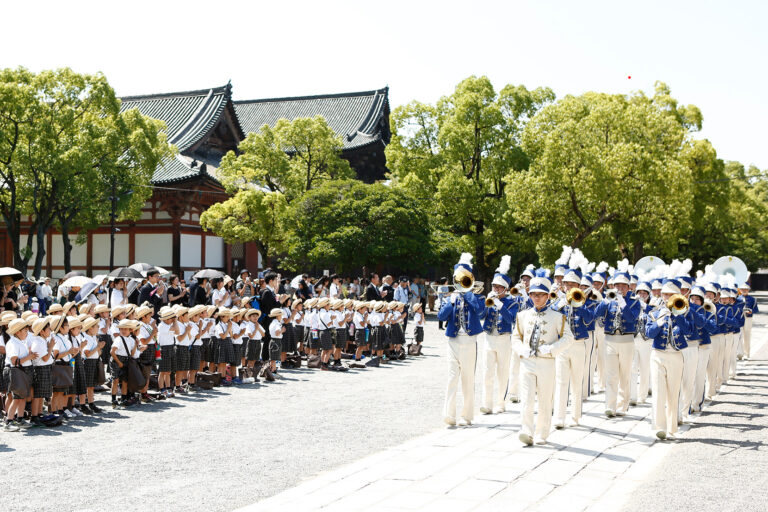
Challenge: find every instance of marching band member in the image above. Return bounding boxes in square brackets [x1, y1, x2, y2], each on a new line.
[511, 268, 573, 445]
[738, 279, 757, 360]
[579, 265, 598, 398]
[438, 253, 483, 427]
[704, 276, 726, 398]
[480, 255, 518, 415]
[719, 276, 740, 383]
[591, 261, 610, 393]
[645, 278, 691, 440]
[594, 260, 641, 418]
[507, 265, 535, 404]
[629, 277, 653, 406]
[688, 284, 717, 414]
[552, 246, 572, 298]
[553, 253, 594, 428]
[675, 263, 700, 423]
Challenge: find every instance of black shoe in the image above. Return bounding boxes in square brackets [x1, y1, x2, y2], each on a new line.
[30, 416, 45, 428]
[79, 405, 93, 415]
[90, 404, 103, 413]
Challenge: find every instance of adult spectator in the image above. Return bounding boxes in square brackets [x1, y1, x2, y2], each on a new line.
[365, 273, 382, 301]
[139, 270, 164, 316]
[259, 272, 280, 360]
[436, 277, 450, 330]
[419, 277, 428, 312]
[329, 274, 342, 299]
[380, 275, 395, 302]
[37, 277, 53, 315]
[394, 277, 411, 330]
[187, 278, 209, 307]
[166, 275, 187, 306]
[349, 278, 361, 299]
[236, 269, 256, 299]
[296, 274, 312, 300]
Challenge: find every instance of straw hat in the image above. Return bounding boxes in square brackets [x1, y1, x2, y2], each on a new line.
[49, 315, 67, 333]
[82, 317, 99, 332]
[31, 317, 50, 336]
[62, 301, 76, 314]
[269, 308, 284, 318]
[7, 318, 29, 336]
[188, 305, 206, 318]
[78, 303, 92, 315]
[20, 310, 38, 322]
[93, 304, 109, 315]
[412, 303, 423, 312]
[77, 314, 91, 325]
[387, 301, 399, 310]
[292, 298, 303, 309]
[343, 299, 353, 309]
[205, 305, 217, 316]
[316, 298, 330, 308]
[329, 299, 342, 310]
[134, 305, 153, 319]
[67, 315, 82, 330]
[117, 319, 136, 330]
[216, 308, 233, 319]
[48, 303, 63, 314]
[278, 294, 290, 304]
[354, 301, 368, 311]
[244, 309, 261, 319]
[173, 305, 189, 317]
[375, 301, 387, 312]
[304, 298, 317, 308]
[110, 305, 126, 318]
[123, 304, 136, 316]
[158, 306, 176, 321]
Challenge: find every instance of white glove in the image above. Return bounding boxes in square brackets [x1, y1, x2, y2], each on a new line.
[450, 293, 458, 304]
[519, 346, 533, 358]
[656, 309, 670, 326]
[617, 296, 627, 309]
[539, 344, 552, 355]
[493, 298, 503, 309]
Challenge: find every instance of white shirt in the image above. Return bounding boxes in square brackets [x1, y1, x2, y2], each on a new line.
[29, 335, 52, 366]
[317, 310, 333, 330]
[98, 317, 108, 335]
[190, 323, 202, 346]
[139, 323, 153, 345]
[156, 321, 175, 347]
[353, 311, 366, 329]
[212, 288, 230, 307]
[201, 318, 214, 338]
[215, 321, 231, 339]
[175, 321, 192, 347]
[53, 333, 73, 362]
[83, 333, 101, 360]
[414, 312, 424, 326]
[247, 321, 263, 340]
[110, 288, 126, 308]
[38, 284, 52, 300]
[6, 336, 32, 367]
[113, 336, 136, 357]
[330, 283, 340, 298]
[269, 319, 283, 339]
[109, 322, 121, 339]
[232, 322, 244, 345]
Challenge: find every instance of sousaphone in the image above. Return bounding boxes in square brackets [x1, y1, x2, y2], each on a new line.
[634, 256, 665, 277]
[711, 255, 749, 285]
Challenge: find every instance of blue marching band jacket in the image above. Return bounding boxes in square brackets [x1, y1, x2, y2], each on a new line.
[645, 308, 691, 351]
[437, 291, 484, 337]
[594, 293, 642, 335]
[550, 297, 595, 340]
[482, 296, 520, 335]
[684, 303, 718, 345]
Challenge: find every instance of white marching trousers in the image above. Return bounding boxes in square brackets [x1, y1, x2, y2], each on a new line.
[604, 334, 635, 413]
[519, 357, 556, 440]
[595, 328, 606, 391]
[582, 331, 596, 397]
[707, 334, 725, 396]
[508, 349, 521, 399]
[743, 316, 753, 358]
[443, 334, 477, 421]
[721, 332, 735, 382]
[692, 343, 711, 412]
[630, 335, 651, 403]
[729, 332, 739, 377]
[483, 333, 512, 410]
[678, 343, 698, 420]
[651, 349, 683, 435]
[554, 339, 586, 423]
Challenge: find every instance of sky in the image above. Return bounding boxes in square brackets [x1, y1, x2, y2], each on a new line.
[3, 0, 766, 169]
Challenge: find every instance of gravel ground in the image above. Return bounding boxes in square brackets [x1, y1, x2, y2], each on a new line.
[622, 293, 768, 512]
[1, 316, 451, 512]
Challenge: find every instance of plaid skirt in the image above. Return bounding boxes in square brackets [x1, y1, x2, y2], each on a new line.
[319, 330, 333, 351]
[73, 355, 87, 395]
[294, 326, 305, 345]
[415, 326, 424, 343]
[371, 326, 384, 351]
[355, 328, 367, 345]
[99, 335, 113, 364]
[189, 345, 202, 370]
[307, 329, 319, 349]
[139, 343, 156, 365]
[335, 328, 347, 349]
[246, 339, 262, 361]
[282, 324, 294, 353]
[175, 345, 191, 372]
[382, 326, 392, 348]
[83, 358, 100, 388]
[211, 338, 221, 362]
[0, 354, 6, 392]
[232, 342, 245, 363]
[216, 337, 235, 365]
[109, 355, 129, 381]
[4, 366, 35, 399]
[268, 339, 281, 361]
[201, 338, 213, 362]
[33, 365, 53, 399]
[158, 345, 176, 373]
[390, 324, 405, 345]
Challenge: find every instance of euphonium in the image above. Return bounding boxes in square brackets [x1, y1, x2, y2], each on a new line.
[703, 299, 716, 314]
[566, 288, 586, 308]
[453, 266, 474, 293]
[667, 293, 689, 316]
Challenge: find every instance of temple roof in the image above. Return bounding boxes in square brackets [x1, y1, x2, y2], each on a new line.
[234, 87, 390, 151]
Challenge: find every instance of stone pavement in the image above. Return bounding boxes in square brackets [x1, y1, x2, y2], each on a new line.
[238, 298, 768, 512]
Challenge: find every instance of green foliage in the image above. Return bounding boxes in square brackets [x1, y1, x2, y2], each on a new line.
[0, 67, 173, 275]
[282, 180, 431, 272]
[387, 76, 554, 279]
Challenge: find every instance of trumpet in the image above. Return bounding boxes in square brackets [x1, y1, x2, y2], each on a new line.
[509, 285, 521, 296]
[453, 267, 474, 293]
[606, 289, 618, 301]
[549, 290, 559, 300]
[566, 288, 586, 308]
[667, 293, 689, 316]
[703, 299, 716, 314]
[485, 292, 498, 307]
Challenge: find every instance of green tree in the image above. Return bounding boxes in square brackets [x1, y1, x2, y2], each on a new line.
[511, 82, 700, 265]
[387, 76, 554, 280]
[0, 67, 172, 276]
[282, 180, 432, 272]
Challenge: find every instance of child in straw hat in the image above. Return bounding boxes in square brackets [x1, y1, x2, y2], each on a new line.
[268, 308, 285, 374]
[81, 317, 104, 413]
[110, 319, 139, 408]
[156, 306, 178, 398]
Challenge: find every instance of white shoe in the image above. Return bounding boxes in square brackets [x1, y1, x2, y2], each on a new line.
[519, 433, 533, 446]
[492, 406, 504, 414]
[479, 407, 492, 414]
[443, 417, 456, 426]
[457, 417, 471, 427]
[64, 409, 76, 418]
[568, 418, 580, 427]
[655, 430, 667, 440]
[534, 437, 547, 445]
[72, 407, 85, 417]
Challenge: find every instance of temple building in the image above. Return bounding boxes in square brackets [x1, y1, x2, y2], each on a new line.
[2, 83, 391, 279]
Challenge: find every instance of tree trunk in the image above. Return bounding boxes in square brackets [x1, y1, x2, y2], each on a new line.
[33, 222, 47, 279]
[61, 218, 73, 275]
[632, 241, 643, 262]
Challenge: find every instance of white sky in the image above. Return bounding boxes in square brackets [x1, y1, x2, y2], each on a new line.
[3, 0, 766, 169]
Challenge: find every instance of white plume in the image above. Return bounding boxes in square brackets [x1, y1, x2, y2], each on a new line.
[568, 249, 586, 270]
[652, 265, 668, 282]
[555, 246, 573, 266]
[704, 264, 718, 285]
[525, 263, 535, 273]
[666, 259, 682, 279]
[617, 258, 629, 272]
[608, 266, 616, 277]
[495, 255, 511, 275]
[679, 258, 693, 277]
[596, 261, 609, 273]
[458, 253, 473, 266]
[628, 264, 635, 274]
[581, 260, 595, 274]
